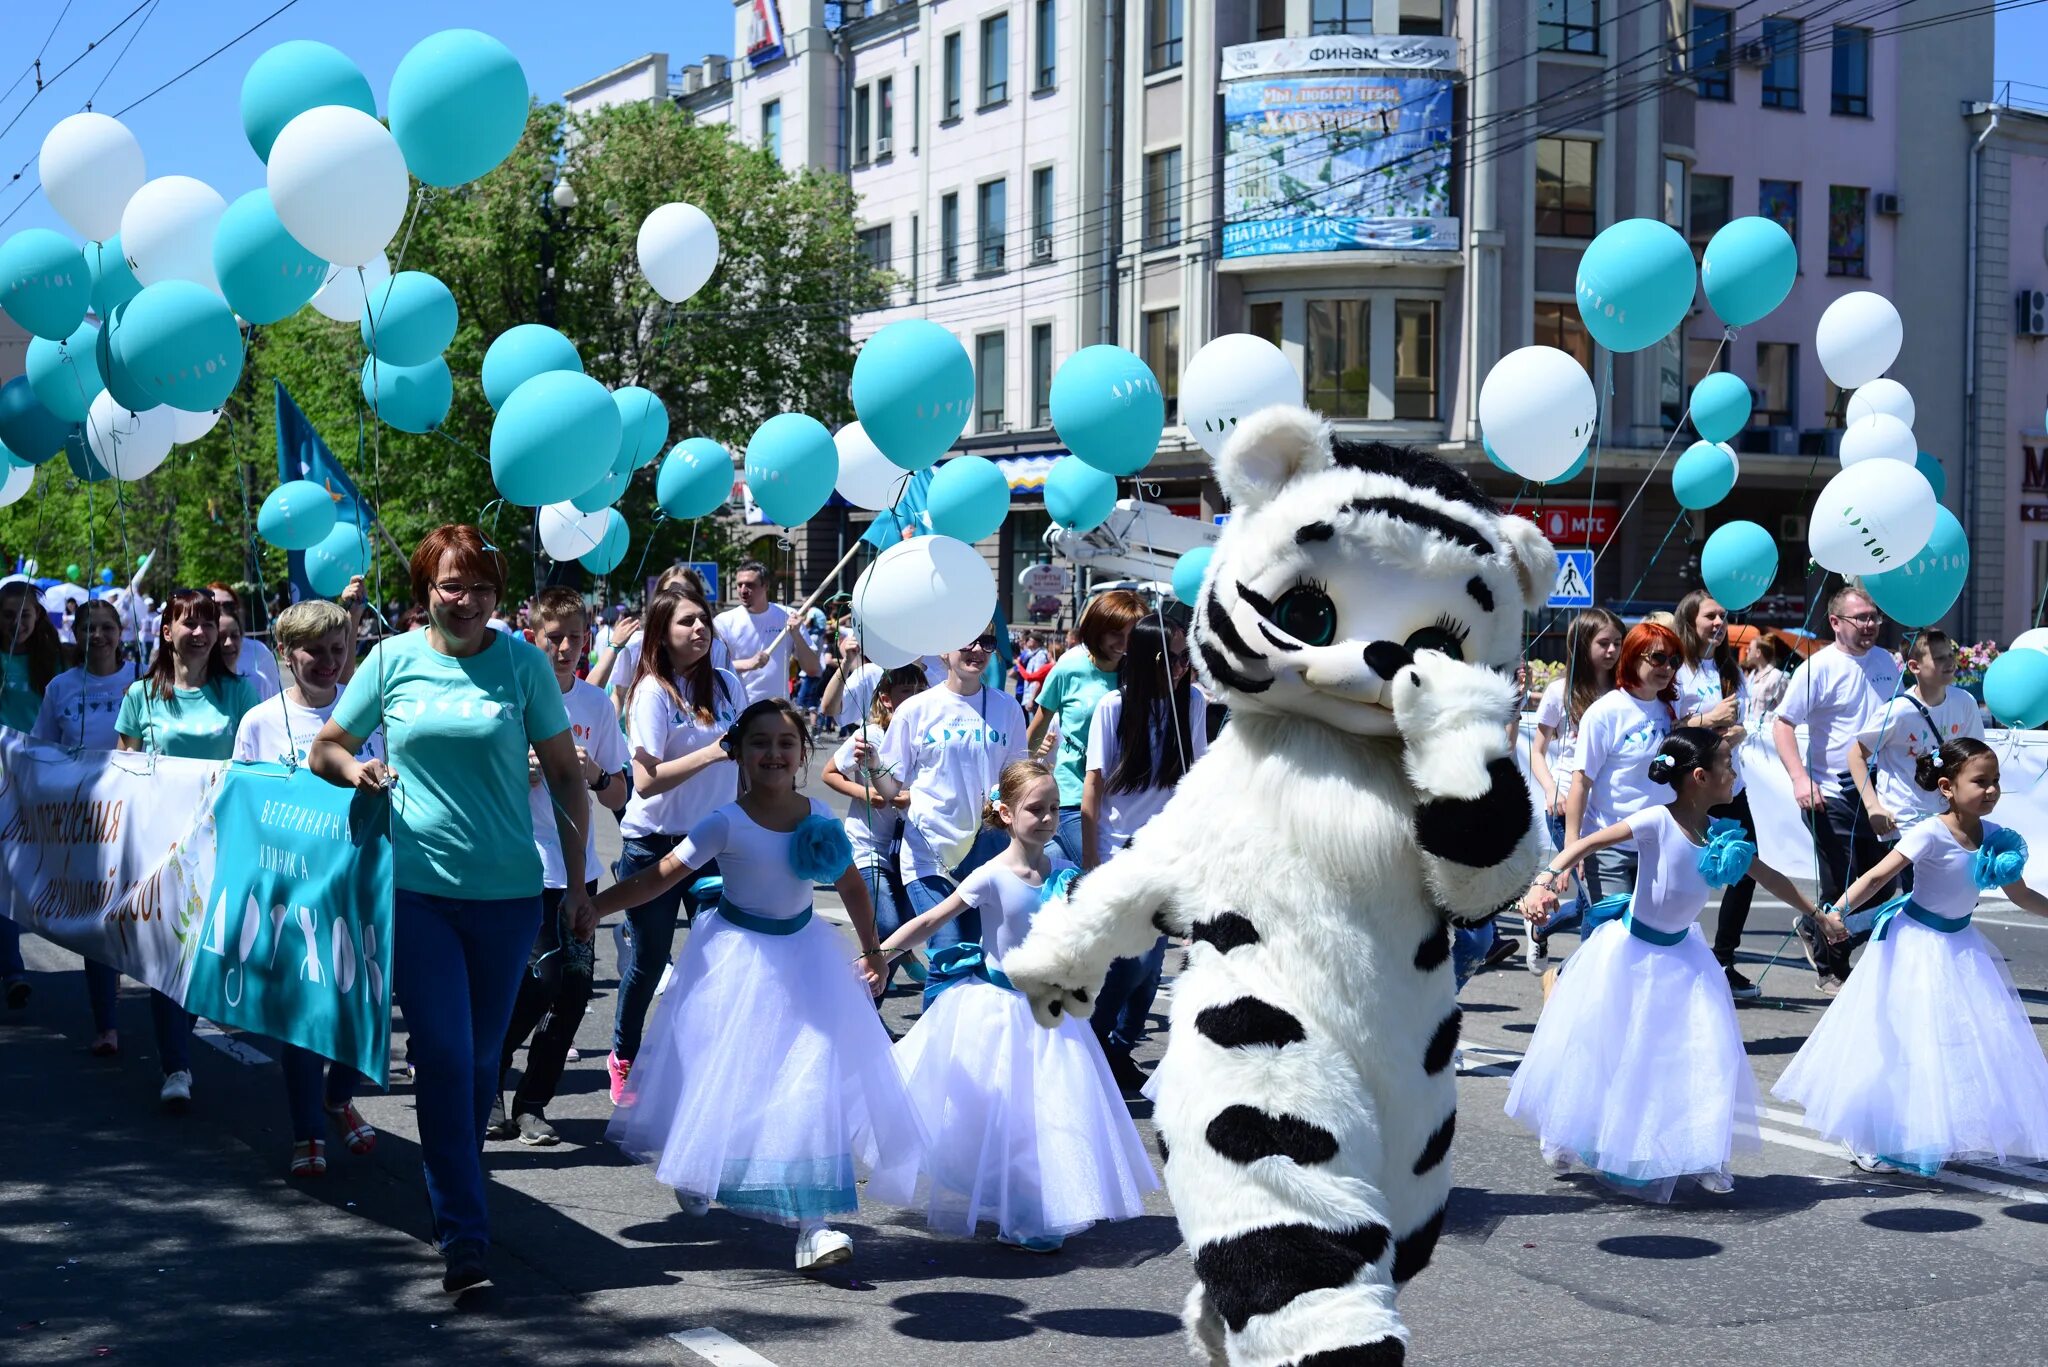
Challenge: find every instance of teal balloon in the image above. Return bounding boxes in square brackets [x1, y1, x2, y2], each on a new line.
[360, 355, 452, 433]
[257, 479, 339, 550]
[490, 370, 620, 507]
[241, 40, 377, 162]
[116, 281, 245, 413]
[1986, 647, 2048, 728]
[1690, 372, 1753, 444]
[1172, 546, 1214, 607]
[743, 413, 837, 527]
[612, 386, 670, 474]
[1915, 451, 1947, 502]
[1864, 508, 1968, 629]
[1575, 218, 1695, 353]
[0, 437, 26, 469]
[1542, 447, 1590, 485]
[214, 189, 327, 324]
[0, 229, 90, 340]
[86, 238, 140, 316]
[65, 429, 111, 483]
[1672, 441, 1738, 510]
[1702, 216, 1797, 328]
[850, 319, 973, 471]
[361, 271, 457, 366]
[1699, 520, 1778, 612]
[926, 455, 1010, 542]
[481, 324, 581, 409]
[579, 509, 630, 575]
[0, 376, 74, 462]
[305, 522, 371, 598]
[26, 321, 103, 422]
[387, 29, 530, 188]
[1051, 344, 1165, 476]
[657, 437, 734, 519]
[1045, 455, 1117, 532]
[571, 462, 631, 513]
[95, 303, 158, 413]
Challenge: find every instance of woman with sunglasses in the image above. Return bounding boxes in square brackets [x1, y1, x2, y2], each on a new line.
[1563, 622, 1683, 904]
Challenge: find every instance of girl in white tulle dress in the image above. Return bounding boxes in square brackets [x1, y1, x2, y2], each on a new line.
[1778, 736, 2048, 1176]
[1510, 728, 1820, 1200]
[598, 699, 925, 1272]
[866, 759, 1157, 1251]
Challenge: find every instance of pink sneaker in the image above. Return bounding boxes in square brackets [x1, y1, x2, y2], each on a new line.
[607, 1051, 633, 1105]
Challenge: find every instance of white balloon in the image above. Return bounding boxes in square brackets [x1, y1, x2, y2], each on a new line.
[1838, 412, 1916, 469]
[84, 391, 176, 482]
[309, 253, 392, 322]
[40, 113, 145, 242]
[850, 610, 921, 668]
[1477, 346, 1598, 481]
[834, 421, 909, 511]
[849, 534, 995, 656]
[1809, 459, 1936, 576]
[637, 203, 720, 303]
[119, 175, 227, 291]
[268, 106, 409, 268]
[0, 462, 33, 508]
[537, 501, 610, 561]
[170, 408, 222, 445]
[2011, 627, 2048, 655]
[1815, 291, 1902, 389]
[1845, 378, 1915, 430]
[1181, 334, 1304, 457]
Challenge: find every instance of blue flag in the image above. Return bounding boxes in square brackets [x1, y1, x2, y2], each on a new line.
[859, 467, 934, 550]
[275, 380, 374, 602]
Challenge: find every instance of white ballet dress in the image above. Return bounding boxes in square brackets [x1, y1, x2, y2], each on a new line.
[1505, 805, 1761, 1200]
[864, 857, 1159, 1241]
[1775, 817, 2048, 1173]
[606, 798, 926, 1224]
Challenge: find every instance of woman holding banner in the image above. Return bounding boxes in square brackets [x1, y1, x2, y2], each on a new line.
[1, 578, 66, 1010]
[311, 524, 591, 1298]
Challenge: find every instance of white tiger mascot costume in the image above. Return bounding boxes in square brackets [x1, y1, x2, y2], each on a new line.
[1006, 407, 1554, 1367]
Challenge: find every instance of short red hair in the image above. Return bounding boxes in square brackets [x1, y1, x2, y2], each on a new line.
[409, 525, 506, 606]
[1617, 621, 1682, 705]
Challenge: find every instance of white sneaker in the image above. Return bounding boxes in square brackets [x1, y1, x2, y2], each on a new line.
[1526, 933, 1549, 976]
[795, 1223, 853, 1270]
[1452, 1046, 1466, 1074]
[675, 1190, 711, 1216]
[1852, 1153, 1906, 1175]
[159, 1070, 193, 1112]
[1696, 1170, 1734, 1194]
[1540, 1143, 1573, 1174]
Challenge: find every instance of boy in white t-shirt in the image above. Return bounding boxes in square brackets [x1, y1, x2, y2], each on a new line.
[1849, 630, 1984, 851]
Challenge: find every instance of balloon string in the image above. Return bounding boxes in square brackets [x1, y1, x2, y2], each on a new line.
[1589, 327, 1733, 578]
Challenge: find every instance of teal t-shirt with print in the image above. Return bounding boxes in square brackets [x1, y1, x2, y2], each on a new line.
[1, 653, 40, 734]
[332, 629, 571, 902]
[1033, 649, 1117, 806]
[115, 675, 261, 760]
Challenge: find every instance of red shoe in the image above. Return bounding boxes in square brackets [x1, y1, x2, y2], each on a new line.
[290, 1139, 327, 1177]
[607, 1051, 633, 1105]
[326, 1102, 377, 1155]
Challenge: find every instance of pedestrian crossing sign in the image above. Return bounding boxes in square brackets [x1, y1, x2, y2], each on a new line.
[1549, 550, 1593, 608]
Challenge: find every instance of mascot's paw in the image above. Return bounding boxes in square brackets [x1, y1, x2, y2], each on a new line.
[1391, 651, 1516, 801]
[1003, 938, 1106, 1031]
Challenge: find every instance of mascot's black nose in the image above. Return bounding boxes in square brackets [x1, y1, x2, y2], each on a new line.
[1363, 641, 1413, 680]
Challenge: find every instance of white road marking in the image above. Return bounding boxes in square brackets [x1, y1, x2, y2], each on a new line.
[192, 1019, 271, 1067]
[667, 1328, 782, 1366]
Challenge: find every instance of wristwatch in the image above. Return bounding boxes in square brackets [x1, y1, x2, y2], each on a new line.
[593, 770, 614, 793]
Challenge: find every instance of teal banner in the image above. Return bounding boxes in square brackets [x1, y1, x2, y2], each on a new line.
[185, 762, 395, 1084]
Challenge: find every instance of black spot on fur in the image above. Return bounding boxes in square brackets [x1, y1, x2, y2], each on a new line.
[1465, 576, 1494, 612]
[1157, 1131, 1171, 1166]
[1414, 929, 1450, 974]
[1297, 1343, 1407, 1367]
[1296, 521, 1335, 544]
[1206, 1106, 1340, 1167]
[1330, 440, 1498, 516]
[1194, 1222, 1393, 1332]
[1412, 1113, 1456, 1176]
[1258, 621, 1302, 653]
[1151, 908, 1176, 936]
[1196, 997, 1306, 1050]
[1392, 1206, 1445, 1284]
[1234, 580, 1277, 617]
[1363, 640, 1413, 681]
[1449, 896, 1515, 929]
[1423, 1010, 1461, 1075]
[1199, 640, 1272, 695]
[1203, 590, 1264, 663]
[1343, 496, 1496, 558]
[1414, 758, 1532, 866]
[1193, 913, 1261, 953]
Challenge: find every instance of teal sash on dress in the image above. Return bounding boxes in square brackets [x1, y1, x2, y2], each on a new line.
[716, 901, 813, 935]
[921, 941, 1016, 1009]
[1869, 894, 1971, 942]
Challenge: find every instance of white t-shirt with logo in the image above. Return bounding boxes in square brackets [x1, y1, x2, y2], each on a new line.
[236, 636, 284, 701]
[33, 666, 139, 750]
[716, 603, 798, 707]
[618, 667, 743, 839]
[528, 677, 628, 890]
[833, 661, 884, 731]
[1084, 687, 1208, 855]
[833, 722, 904, 871]
[1674, 657, 1752, 796]
[1854, 687, 1984, 834]
[1778, 644, 1902, 779]
[877, 683, 1029, 881]
[233, 691, 383, 766]
[1575, 688, 1676, 850]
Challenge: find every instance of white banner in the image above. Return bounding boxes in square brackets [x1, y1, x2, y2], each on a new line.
[1220, 35, 1461, 81]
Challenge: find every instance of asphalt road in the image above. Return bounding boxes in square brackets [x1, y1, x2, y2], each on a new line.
[6, 801, 2048, 1367]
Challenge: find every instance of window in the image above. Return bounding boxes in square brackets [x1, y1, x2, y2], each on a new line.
[1686, 337, 1725, 395]
[1145, 148, 1183, 249]
[941, 192, 961, 282]
[910, 213, 920, 292]
[1031, 166, 1055, 255]
[1394, 301, 1438, 421]
[1663, 156, 1685, 230]
[912, 66, 921, 149]
[853, 85, 871, 166]
[1828, 186, 1867, 277]
[976, 331, 1007, 433]
[1311, 0, 1373, 35]
[1832, 26, 1870, 116]
[1147, 0, 1184, 72]
[1754, 342, 1796, 427]
[1762, 17, 1802, 110]
[1257, 0, 1287, 40]
[981, 13, 1009, 107]
[1759, 178, 1798, 244]
[1249, 300, 1283, 347]
[1035, 0, 1057, 90]
[1399, 0, 1445, 35]
[878, 77, 894, 152]
[857, 224, 892, 270]
[1689, 173, 1731, 246]
[760, 100, 781, 161]
[978, 178, 1007, 274]
[1658, 331, 1684, 429]
[1031, 322, 1054, 428]
[1540, 0, 1600, 54]
[1534, 301, 1594, 376]
[1535, 137, 1597, 238]
[1692, 7, 1731, 101]
[1143, 309, 1180, 423]
[1307, 299, 1371, 418]
[943, 33, 962, 120]
[1823, 378, 1848, 429]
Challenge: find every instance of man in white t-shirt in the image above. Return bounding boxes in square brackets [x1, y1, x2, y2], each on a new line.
[715, 561, 822, 707]
[1773, 586, 1903, 988]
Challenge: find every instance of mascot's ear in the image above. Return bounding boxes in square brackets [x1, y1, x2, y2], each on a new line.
[1496, 513, 1558, 605]
[1215, 405, 1333, 512]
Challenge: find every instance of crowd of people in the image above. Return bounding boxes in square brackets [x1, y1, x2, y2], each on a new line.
[3, 533, 2046, 1297]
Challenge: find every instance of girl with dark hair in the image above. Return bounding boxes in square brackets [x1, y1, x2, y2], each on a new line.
[1673, 590, 1763, 999]
[822, 663, 930, 991]
[1512, 728, 1817, 1199]
[1527, 607, 1622, 973]
[1778, 738, 2048, 1177]
[1564, 621, 1682, 903]
[0, 579, 66, 1008]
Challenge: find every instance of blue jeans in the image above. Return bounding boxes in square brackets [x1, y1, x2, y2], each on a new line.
[611, 834, 721, 1060]
[1091, 935, 1168, 1054]
[282, 1046, 360, 1142]
[1539, 810, 1590, 941]
[389, 888, 542, 1251]
[860, 862, 910, 989]
[1051, 806, 1085, 867]
[85, 959, 119, 1032]
[903, 828, 1007, 953]
[0, 917, 22, 980]
[151, 990, 192, 1075]
[1452, 924, 1496, 992]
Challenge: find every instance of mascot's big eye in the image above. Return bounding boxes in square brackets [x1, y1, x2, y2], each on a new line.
[1273, 583, 1338, 646]
[1403, 616, 1469, 661]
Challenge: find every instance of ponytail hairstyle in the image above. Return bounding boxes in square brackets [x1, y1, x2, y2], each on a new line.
[1674, 589, 1740, 699]
[869, 662, 928, 727]
[1108, 618, 1196, 796]
[1565, 607, 1625, 723]
[982, 757, 1055, 829]
[1915, 736, 1994, 798]
[1645, 726, 1725, 793]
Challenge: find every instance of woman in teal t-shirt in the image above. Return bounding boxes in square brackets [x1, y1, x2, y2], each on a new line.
[312, 524, 588, 1298]
[1, 578, 65, 1009]
[113, 588, 260, 1115]
[1023, 589, 1143, 865]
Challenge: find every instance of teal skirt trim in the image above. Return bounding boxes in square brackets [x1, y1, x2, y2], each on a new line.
[717, 901, 814, 935]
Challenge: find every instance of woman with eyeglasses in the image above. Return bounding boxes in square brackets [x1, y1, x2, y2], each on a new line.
[310, 525, 591, 1297]
[1564, 622, 1683, 904]
[1024, 590, 1146, 866]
